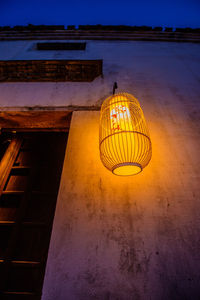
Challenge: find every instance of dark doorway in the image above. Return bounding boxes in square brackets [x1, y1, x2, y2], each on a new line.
[0, 132, 68, 299]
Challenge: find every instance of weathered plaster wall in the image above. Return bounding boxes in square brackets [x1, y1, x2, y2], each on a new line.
[42, 107, 200, 299]
[1, 40, 200, 299]
[0, 40, 200, 110]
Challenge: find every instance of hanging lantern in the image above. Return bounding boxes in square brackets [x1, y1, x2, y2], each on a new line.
[99, 92, 152, 176]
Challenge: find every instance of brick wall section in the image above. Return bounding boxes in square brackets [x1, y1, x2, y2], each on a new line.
[0, 60, 102, 82]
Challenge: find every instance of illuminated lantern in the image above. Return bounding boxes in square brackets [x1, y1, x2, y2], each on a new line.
[99, 93, 152, 176]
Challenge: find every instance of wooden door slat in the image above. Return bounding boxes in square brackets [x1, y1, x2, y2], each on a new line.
[0, 221, 15, 225]
[12, 261, 41, 267]
[2, 191, 25, 195]
[0, 138, 23, 194]
[3, 291, 37, 295]
[12, 166, 31, 170]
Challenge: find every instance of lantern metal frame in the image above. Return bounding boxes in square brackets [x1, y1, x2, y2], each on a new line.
[99, 92, 152, 176]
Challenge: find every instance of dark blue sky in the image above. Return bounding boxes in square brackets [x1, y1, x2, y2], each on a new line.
[0, 0, 200, 28]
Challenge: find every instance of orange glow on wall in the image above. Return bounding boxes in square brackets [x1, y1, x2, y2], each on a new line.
[99, 93, 152, 176]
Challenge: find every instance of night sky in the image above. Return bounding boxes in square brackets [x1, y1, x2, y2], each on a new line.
[0, 0, 200, 28]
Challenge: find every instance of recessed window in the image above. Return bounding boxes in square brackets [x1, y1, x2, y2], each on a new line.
[37, 42, 86, 50]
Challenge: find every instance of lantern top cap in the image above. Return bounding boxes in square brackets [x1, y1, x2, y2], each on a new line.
[101, 92, 140, 111]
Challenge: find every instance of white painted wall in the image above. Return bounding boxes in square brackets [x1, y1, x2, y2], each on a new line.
[0, 40, 199, 110]
[0, 40, 200, 299]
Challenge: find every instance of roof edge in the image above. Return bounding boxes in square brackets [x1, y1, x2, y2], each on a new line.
[0, 30, 200, 43]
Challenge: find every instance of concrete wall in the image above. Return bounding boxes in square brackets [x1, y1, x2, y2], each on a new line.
[0, 40, 200, 299]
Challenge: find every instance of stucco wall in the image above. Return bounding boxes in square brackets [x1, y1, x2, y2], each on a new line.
[1, 39, 200, 299]
[42, 107, 200, 299]
[0, 40, 200, 110]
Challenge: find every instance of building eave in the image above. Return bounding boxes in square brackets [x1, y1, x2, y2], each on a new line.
[0, 30, 200, 43]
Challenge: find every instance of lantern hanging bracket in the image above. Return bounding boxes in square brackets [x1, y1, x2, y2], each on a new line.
[113, 82, 118, 95]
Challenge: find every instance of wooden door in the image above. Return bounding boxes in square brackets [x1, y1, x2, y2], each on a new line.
[0, 132, 68, 299]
